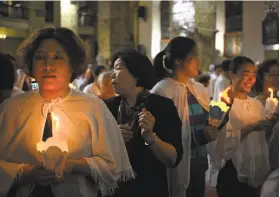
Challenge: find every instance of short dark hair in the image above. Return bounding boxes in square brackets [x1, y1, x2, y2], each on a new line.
[254, 59, 278, 93]
[229, 56, 255, 74]
[221, 59, 231, 72]
[17, 27, 88, 82]
[94, 65, 106, 77]
[153, 37, 196, 80]
[198, 74, 211, 84]
[0, 52, 16, 90]
[111, 49, 157, 90]
[214, 64, 221, 70]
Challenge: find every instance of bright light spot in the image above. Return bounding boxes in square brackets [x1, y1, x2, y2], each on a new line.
[0, 34, 6, 39]
[51, 112, 59, 121]
[172, 0, 195, 32]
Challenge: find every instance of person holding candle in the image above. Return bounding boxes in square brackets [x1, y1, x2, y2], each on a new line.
[214, 56, 274, 197]
[0, 27, 135, 197]
[253, 59, 279, 105]
[151, 37, 220, 197]
[104, 49, 183, 197]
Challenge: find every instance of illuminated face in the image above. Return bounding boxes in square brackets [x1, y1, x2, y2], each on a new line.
[32, 39, 72, 92]
[231, 63, 256, 94]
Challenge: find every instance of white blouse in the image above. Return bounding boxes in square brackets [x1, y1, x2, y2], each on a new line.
[214, 97, 270, 187]
[0, 89, 134, 197]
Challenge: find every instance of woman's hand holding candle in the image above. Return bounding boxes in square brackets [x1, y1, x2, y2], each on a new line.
[18, 164, 56, 186]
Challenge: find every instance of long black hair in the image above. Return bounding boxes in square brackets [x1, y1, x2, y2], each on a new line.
[153, 37, 196, 80]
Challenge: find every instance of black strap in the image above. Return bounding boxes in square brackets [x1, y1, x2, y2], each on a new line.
[31, 112, 54, 197]
[43, 112, 53, 142]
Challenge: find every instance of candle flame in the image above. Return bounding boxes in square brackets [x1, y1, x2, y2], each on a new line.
[51, 112, 59, 121]
[268, 88, 274, 99]
[69, 83, 76, 89]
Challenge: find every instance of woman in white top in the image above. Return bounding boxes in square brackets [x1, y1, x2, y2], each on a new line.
[215, 56, 273, 197]
[151, 37, 219, 197]
[0, 27, 134, 197]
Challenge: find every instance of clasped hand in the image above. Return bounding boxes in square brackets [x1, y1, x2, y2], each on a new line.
[119, 108, 156, 142]
[20, 161, 75, 186]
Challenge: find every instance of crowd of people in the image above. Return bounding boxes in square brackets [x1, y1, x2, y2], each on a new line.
[0, 27, 278, 197]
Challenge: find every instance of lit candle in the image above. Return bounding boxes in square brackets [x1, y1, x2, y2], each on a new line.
[269, 88, 274, 99]
[69, 83, 76, 89]
[51, 112, 60, 136]
[265, 88, 279, 119]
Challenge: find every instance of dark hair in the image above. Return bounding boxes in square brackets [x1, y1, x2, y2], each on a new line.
[0, 52, 16, 90]
[198, 74, 211, 84]
[220, 59, 231, 72]
[214, 64, 221, 70]
[111, 49, 157, 89]
[229, 56, 255, 74]
[94, 65, 106, 77]
[17, 27, 88, 82]
[254, 59, 278, 93]
[153, 37, 196, 80]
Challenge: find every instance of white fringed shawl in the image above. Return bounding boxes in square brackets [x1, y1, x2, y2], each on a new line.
[0, 89, 135, 197]
[213, 97, 270, 188]
[151, 78, 210, 197]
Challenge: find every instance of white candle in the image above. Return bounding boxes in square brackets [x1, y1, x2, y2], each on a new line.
[51, 113, 60, 136]
[269, 88, 274, 99]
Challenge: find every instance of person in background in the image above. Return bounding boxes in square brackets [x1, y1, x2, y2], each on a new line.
[198, 74, 211, 88]
[253, 59, 279, 105]
[0, 52, 24, 103]
[213, 60, 231, 101]
[152, 37, 219, 197]
[260, 121, 279, 197]
[0, 27, 134, 197]
[194, 70, 202, 81]
[207, 64, 222, 99]
[214, 56, 273, 197]
[105, 49, 183, 197]
[83, 65, 106, 96]
[96, 70, 116, 99]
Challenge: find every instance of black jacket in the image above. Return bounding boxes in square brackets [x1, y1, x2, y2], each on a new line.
[104, 94, 183, 197]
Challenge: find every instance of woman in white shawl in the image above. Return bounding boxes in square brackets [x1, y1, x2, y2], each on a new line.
[0, 27, 134, 197]
[214, 56, 273, 197]
[151, 37, 219, 197]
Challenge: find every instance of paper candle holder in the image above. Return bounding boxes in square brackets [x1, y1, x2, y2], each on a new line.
[36, 137, 68, 178]
[209, 100, 230, 128]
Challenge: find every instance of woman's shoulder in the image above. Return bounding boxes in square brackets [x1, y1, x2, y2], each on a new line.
[151, 78, 181, 97]
[153, 78, 177, 89]
[0, 90, 40, 115]
[3, 90, 39, 107]
[68, 89, 107, 109]
[149, 94, 177, 111]
[248, 96, 264, 109]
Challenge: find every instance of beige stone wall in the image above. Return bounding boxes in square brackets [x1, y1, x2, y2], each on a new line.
[27, 1, 45, 33]
[60, 0, 78, 34]
[110, 1, 134, 56]
[193, 1, 217, 71]
[97, 1, 134, 64]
